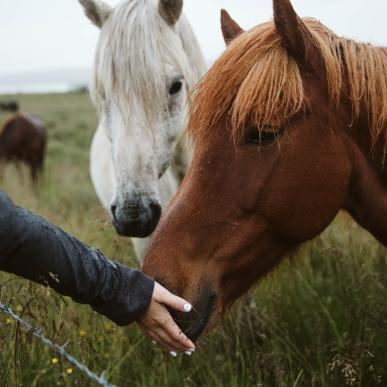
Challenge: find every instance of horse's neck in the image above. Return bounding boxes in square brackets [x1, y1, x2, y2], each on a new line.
[346, 112, 387, 186]
[346, 122, 386, 181]
[343, 131, 387, 247]
[343, 99, 387, 247]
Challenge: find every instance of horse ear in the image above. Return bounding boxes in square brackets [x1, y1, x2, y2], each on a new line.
[221, 9, 244, 46]
[159, 0, 183, 26]
[79, 0, 112, 28]
[273, 0, 324, 74]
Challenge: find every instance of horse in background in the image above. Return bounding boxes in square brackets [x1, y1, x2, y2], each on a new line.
[0, 114, 47, 182]
[79, 0, 206, 261]
[143, 0, 387, 341]
[0, 101, 19, 113]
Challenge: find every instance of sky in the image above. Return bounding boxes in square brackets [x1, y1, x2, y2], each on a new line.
[1, 0, 387, 76]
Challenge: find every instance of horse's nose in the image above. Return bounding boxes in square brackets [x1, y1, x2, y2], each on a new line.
[110, 203, 117, 218]
[111, 198, 162, 238]
[149, 200, 162, 227]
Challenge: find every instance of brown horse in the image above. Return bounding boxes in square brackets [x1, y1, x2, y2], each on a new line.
[142, 0, 387, 341]
[0, 114, 47, 181]
[0, 101, 19, 113]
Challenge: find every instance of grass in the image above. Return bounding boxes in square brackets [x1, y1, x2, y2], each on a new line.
[0, 92, 386, 387]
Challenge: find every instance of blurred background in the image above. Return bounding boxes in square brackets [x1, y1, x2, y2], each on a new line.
[0, 1, 386, 386]
[1, 0, 387, 94]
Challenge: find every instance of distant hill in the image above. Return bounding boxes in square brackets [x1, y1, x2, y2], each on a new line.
[0, 68, 91, 94]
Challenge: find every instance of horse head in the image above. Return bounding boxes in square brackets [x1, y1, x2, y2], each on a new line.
[80, 0, 204, 238]
[143, 0, 387, 340]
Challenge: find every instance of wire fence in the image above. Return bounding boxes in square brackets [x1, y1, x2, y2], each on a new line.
[0, 301, 116, 387]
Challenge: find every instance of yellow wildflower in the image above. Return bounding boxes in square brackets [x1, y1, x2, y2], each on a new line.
[79, 329, 86, 337]
[66, 368, 73, 375]
[51, 357, 59, 365]
[5, 318, 12, 325]
[104, 323, 112, 330]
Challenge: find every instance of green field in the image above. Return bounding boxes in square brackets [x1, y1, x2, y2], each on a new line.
[0, 92, 386, 387]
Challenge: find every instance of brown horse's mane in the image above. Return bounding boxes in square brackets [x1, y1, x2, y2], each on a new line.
[189, 18, 387, 148]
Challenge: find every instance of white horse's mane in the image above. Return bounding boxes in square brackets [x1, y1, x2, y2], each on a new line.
[92, 0, 205, 125]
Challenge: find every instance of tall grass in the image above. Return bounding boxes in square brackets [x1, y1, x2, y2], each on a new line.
[0, 93, 386, 386]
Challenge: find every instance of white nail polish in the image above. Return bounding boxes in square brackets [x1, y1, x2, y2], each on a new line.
[185, 351, 193, 356]
[169, 351, 177, 357]
[183, 304, 192, 312]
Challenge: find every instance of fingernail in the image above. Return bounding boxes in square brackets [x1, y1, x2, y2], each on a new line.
[185, 351, 193, 356]
[183, 303, 192, 312]
[169, 351, 177, 357]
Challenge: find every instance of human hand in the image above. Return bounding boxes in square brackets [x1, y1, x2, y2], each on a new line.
[138, 282, 195, 356]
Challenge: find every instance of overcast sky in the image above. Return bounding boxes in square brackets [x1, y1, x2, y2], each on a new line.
[1, 0, 387, 76]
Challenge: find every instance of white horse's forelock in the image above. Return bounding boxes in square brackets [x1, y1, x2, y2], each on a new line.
[92, 0, 204, 127]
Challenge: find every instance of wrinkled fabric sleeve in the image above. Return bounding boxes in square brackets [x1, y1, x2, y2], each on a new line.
[0, 191, 154, 326]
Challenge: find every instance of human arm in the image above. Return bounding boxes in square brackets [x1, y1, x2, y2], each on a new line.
[0, 191, 194, 352]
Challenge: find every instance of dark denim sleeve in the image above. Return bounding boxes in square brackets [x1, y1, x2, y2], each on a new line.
[0, 191, 154, 326]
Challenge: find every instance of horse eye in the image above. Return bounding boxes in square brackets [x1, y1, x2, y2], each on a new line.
[246, 129, 277, 145]
[169, 81, 183, 95]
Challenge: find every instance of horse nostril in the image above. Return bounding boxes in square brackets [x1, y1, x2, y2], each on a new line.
[149, 201, 162, 224]
[111, 203, 117, 219]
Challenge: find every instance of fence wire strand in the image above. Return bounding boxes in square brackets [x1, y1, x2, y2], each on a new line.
[0, 302, 116, 387]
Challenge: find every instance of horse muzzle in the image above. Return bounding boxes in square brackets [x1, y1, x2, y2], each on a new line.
[111, 198, 162, 238]
[170, 283, 218, 342]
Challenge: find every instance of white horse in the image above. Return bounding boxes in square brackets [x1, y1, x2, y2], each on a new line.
[79, 0, 206, 261]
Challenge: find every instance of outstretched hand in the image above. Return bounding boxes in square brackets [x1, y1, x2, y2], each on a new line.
[138, 283, 195, 356]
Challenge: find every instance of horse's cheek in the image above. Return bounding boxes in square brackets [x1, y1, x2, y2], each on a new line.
[261, 132, 351, 242]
